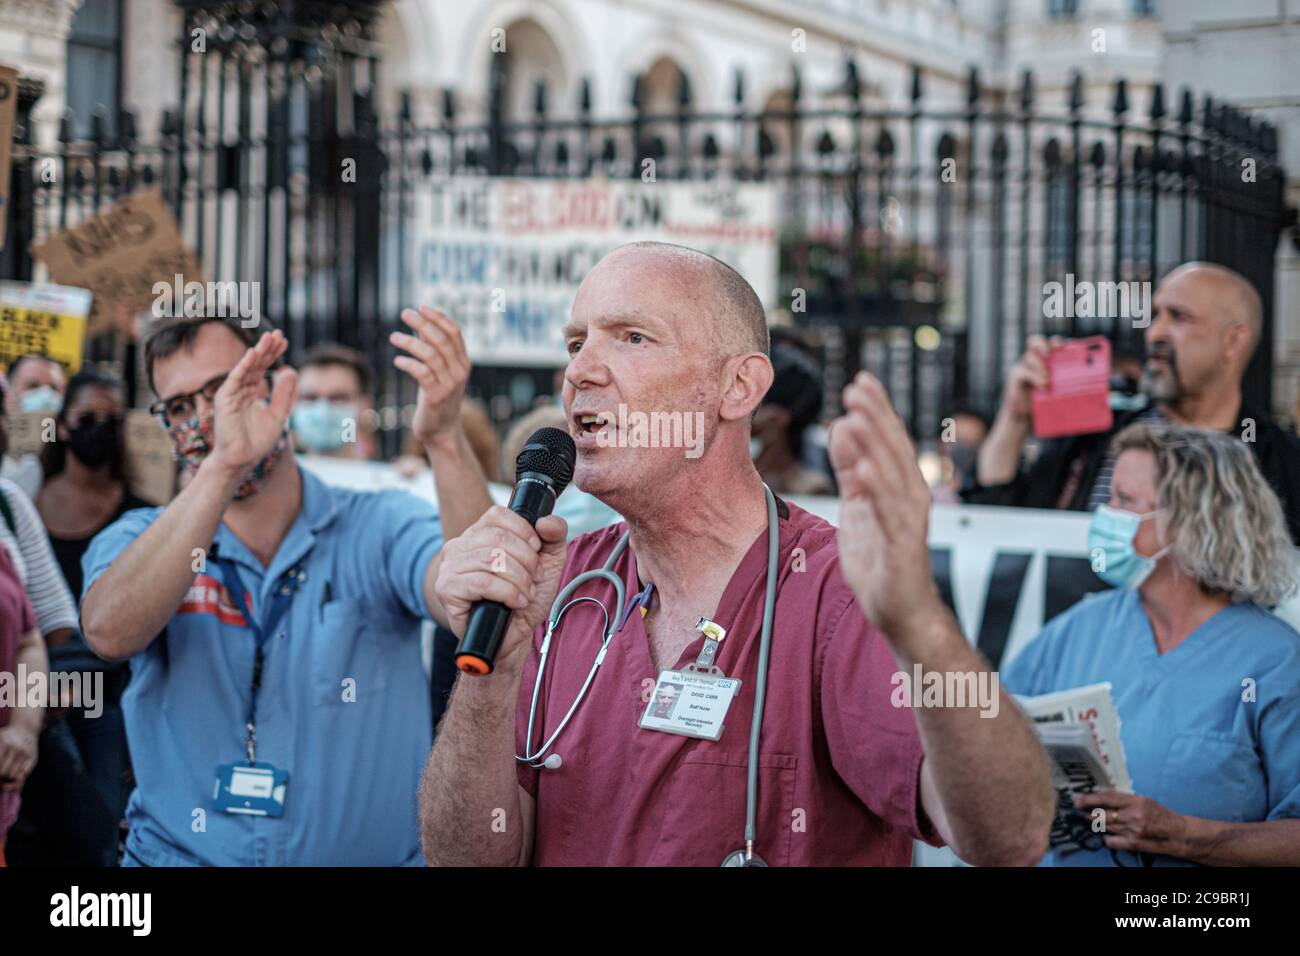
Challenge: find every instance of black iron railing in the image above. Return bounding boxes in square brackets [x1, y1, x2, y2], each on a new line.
[3, 4, 1290, 457]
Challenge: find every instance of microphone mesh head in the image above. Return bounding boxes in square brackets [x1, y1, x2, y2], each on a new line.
[515, 427, 576, 494]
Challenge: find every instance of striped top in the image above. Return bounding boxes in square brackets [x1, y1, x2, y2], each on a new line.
[1084, 405, 1168, 511]
[0, 478, 79, 637]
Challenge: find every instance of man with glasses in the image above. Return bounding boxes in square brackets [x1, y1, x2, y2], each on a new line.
[80, 311, 492, 866]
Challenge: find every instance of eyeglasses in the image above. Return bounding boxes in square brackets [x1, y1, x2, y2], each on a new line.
[149, 371, 272, 427]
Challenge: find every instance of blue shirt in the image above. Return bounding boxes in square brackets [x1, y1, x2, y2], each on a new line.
[82, 465, 442, 866]
[1002, 587, 1300, 866]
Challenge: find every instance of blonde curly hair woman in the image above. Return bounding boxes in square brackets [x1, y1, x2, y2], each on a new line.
[1003, 422, 1300, 866]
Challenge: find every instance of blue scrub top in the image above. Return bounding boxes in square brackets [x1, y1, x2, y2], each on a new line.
[82, 465, 443, 866]
[1002, 587, 1300, 866]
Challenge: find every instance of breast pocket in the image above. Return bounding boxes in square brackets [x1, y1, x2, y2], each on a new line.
[1156, 731, 1263, 823]
[651, 749, 798, 866]
[311, 599, 395, 707]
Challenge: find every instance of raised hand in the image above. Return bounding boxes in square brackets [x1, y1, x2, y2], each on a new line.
[828, 372, 942, 641]
[209, 330, 297, 476]
[391, 307, 471, 450]
[1000, 334, 1063, 423]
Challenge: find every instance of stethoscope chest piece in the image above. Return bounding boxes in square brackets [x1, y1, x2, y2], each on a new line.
[721, 849, 768, 867]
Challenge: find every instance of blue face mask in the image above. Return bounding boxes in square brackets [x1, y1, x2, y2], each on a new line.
[1088, 504, 1168, 589]
[19, 385, 62, 414]
[292, 400, 356, 452]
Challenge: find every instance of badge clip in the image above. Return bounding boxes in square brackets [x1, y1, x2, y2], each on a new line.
[688, 617, 727, 676]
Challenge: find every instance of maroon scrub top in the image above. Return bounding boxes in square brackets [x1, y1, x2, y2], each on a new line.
[0, 545, 37, 838]
[515, 498, 943, 865]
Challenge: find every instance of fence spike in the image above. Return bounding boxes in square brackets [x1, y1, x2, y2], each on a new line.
[1112, 77, 1128, 116]
[1148, 83, 1165, 121]
[1069, 71, 1084, 113]
[1020, 69, 1034, 113]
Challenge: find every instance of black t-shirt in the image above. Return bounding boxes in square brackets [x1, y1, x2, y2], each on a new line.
[49, 490, 153, 601]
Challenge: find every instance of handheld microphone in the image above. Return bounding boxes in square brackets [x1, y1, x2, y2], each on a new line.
[455, 427, 576, 676]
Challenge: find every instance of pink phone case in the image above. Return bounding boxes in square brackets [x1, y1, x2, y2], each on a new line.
[1032, 337, 1114, 439]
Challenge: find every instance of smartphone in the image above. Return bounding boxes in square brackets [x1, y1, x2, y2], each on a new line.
[1031, 336, 1114, 439]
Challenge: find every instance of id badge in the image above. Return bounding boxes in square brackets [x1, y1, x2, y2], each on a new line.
[213, 762, 289, 817]
[639, 668, 741, 741]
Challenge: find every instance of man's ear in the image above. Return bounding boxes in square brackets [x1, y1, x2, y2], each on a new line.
[1222, 321, 1253, 368]
[719, 353, 774, 424]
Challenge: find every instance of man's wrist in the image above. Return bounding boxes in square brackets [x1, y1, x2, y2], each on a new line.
[198, 451, 250, 493]
[880, 593, 955, 662]
[421, 426, 466, 459]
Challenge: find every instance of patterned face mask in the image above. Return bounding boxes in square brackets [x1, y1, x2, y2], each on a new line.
[167, 414, 288, 501]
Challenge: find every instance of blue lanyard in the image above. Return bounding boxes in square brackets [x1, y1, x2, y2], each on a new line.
[215, 558, 304, 764]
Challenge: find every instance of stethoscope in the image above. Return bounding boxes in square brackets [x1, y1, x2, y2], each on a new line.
[516, 484, 781, 867]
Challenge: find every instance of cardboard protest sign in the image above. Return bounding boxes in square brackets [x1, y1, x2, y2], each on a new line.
[31, 188, 202, 337]
[2, 410, 53, 457]
[0, 281, 93, 374]
[124, 408, 176, 505]
[0, 65, 20, 250]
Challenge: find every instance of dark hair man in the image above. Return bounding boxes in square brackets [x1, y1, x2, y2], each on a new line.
[79, 307, 492, 866]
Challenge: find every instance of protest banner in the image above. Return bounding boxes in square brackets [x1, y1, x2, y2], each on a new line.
[409, 177, 779, 365]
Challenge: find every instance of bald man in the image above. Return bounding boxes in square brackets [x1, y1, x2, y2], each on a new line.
[967, 262, 1300, 542]
[418, 241, 1054, 866]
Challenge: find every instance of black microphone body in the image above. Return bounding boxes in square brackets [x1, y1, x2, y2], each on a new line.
[455, 428, 575, 675]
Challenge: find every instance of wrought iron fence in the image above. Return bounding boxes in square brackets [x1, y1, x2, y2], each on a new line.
[3, 1, 1290, 459]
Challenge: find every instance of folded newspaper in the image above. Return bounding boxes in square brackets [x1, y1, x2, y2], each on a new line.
[1016, 683, 1132, 851]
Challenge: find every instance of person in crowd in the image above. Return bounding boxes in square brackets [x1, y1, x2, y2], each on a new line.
[79, 307, 493, 866]
[419, 241, 1054, 866]
[36, 369, 152, 600]
[0, 449, 109, 865]
[26, 368, 149, 860]
[1002, 422, 1300, 866]
[4, 354, 66, 416]
[0, 544, 47, 865]
[965, 262, 1300, 542]
[751, 333, 834, 495]
[291, 343, 377, 460]
[2, 355, 68, 499]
